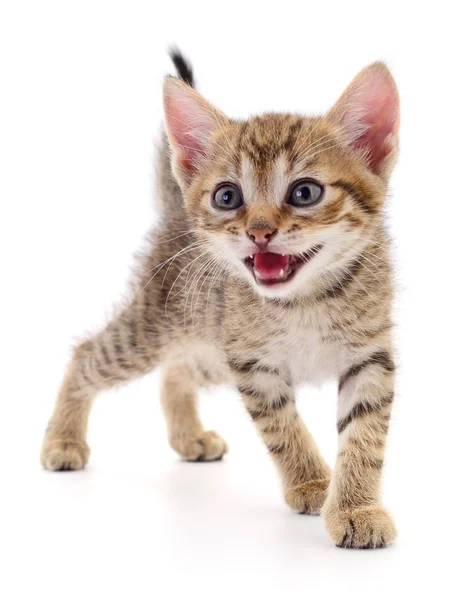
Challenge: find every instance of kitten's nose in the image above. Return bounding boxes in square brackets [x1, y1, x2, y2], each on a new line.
[247, 226, 277, 249]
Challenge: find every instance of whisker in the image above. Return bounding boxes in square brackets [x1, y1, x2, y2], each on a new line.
[139, 241, 207, 293]
[189, 255, 219, 322]
[205, 262, 226, 318]
[160, 240, 209, 287]
[164, 248, 213, 319]
[191, 258, 221, 323]
[182, 256, 215, 329]
[142, 240, 205, 277]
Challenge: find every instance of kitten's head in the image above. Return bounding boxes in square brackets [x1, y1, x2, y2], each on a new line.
[163, 63, 399, 299]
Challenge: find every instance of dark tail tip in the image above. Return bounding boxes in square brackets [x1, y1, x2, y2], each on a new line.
[168, 48, 194, 88]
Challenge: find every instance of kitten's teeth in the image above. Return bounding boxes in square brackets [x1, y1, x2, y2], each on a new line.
[279, 269, 285, 276]
[250, 255, 254, 259]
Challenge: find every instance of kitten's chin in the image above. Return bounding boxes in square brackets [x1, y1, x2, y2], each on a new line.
[250, 277, 305, 299]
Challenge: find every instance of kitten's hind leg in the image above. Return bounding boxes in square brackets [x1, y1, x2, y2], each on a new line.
[160, 362, 228, 462]
[41, 300, 160, 471]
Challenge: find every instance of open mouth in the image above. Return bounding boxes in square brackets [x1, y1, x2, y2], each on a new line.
[243, 245, 323, 286]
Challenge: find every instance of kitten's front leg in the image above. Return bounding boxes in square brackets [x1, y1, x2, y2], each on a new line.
[230, 359, 331, 514]
[323, 348, 397, 548]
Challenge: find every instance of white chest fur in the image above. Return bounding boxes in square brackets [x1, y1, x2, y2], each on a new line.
[275, 308, 349, 385]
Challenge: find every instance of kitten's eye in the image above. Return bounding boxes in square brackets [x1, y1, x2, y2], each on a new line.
[212, 184, 243, 210]
[288, 180, 324, 207]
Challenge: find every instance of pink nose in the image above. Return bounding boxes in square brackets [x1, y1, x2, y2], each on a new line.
[247, 227, 277, 249]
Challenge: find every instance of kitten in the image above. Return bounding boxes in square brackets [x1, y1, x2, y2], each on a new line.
[41, 50, 399, 549]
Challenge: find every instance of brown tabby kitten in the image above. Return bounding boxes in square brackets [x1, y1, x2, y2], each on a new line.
[41, 51, 400, 549]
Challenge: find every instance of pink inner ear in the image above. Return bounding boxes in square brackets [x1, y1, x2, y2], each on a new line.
[163, 82, 218, 178]
[343, 74, 399, 171]
[165, 99, 207, 173]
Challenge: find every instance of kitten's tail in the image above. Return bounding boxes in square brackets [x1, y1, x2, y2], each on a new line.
[168, 48, 194, 88]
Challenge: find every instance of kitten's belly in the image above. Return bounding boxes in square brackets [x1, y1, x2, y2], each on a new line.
[166, 341, 233, 387]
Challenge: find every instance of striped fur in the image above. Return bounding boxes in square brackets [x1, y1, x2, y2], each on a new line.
[41, 52, 400, 549]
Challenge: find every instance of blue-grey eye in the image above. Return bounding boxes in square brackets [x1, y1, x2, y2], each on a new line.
[288, 180, 323, 207]
[213, 184, 243, 210]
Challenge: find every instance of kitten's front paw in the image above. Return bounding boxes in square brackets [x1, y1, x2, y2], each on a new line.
[170, 430, 228, 462]
[41, 438, 90, 471]
[323, 505, 397, 549]
[285, 478, 330, 515]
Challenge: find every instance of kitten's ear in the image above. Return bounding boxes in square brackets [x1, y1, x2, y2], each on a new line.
[328, 62, 400, 178]
[163, 77, 228, 187]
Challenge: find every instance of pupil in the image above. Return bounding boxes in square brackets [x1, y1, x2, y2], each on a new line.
[295, 186, 310, 200]
[223, 191, 232, 203]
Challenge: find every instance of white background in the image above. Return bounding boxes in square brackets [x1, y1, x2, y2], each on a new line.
[1, 1, 469, 598]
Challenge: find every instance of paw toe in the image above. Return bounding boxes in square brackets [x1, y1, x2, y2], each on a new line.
[41, 439, 90, 471]
[285, 478, 330, 515]
[171, 430, 228, 462]
[325, 506, 396, 549]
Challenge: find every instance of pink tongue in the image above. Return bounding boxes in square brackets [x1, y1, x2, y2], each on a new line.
[254, 252, 289, 279]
